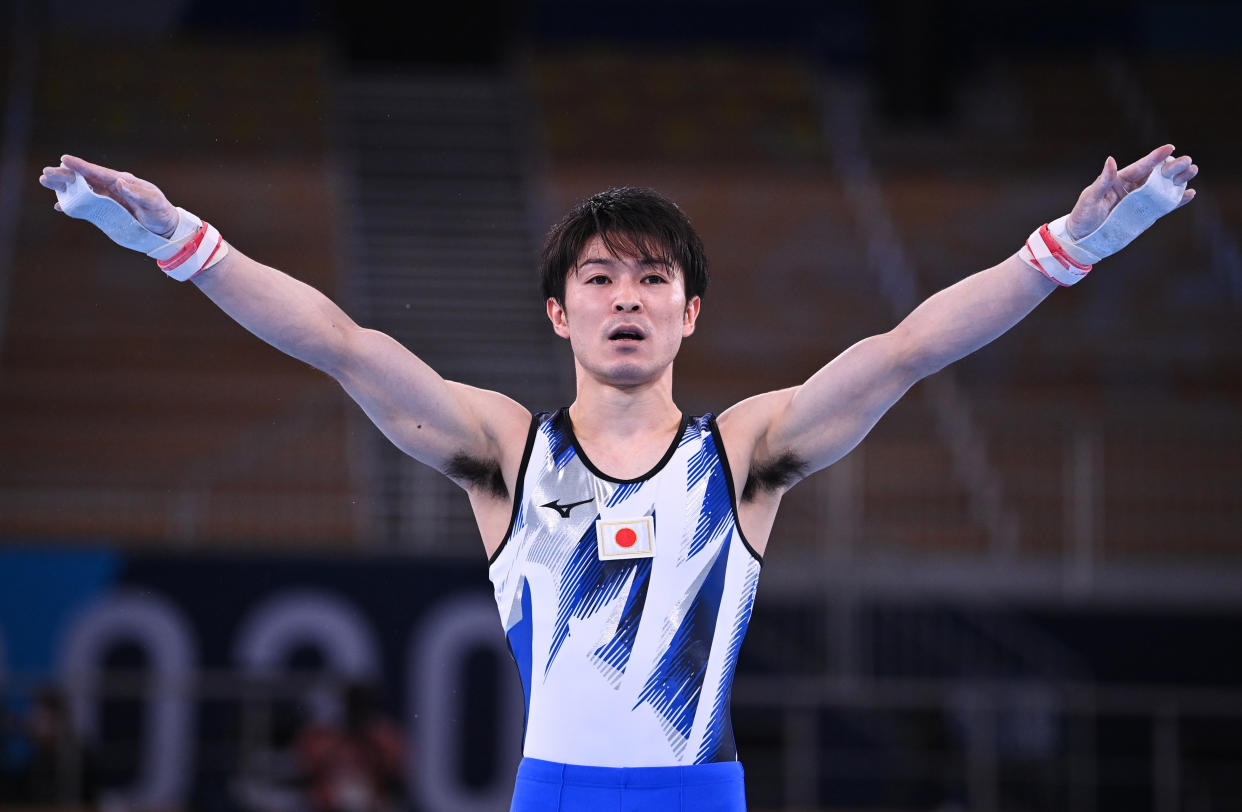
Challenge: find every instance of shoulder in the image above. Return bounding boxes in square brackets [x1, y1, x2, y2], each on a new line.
[446, 382, 533, 445]
[716, 387, 808, 501]
[716, 387, 797, 451]
[442, 382, 535, 497]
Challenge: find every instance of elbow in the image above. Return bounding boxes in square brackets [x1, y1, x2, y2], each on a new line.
[911, 352, 948, 381]
[886, 325, 940, 384]
[314, 321, 362, 380]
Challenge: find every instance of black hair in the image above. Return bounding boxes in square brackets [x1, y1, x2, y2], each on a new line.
[539, 187, 709, 305]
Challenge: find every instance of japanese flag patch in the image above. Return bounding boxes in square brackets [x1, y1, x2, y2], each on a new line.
[596, 517, 655, 561]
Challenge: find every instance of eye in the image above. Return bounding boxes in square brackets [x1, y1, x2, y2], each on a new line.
[586, 275, 610, 285]
[643, 274, 667, 284]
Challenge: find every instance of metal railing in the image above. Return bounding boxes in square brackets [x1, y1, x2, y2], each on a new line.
[0, 0, 39, 365]
[734, 675, 1242, 812]
[4, 668, 1240, 811]
[0, 390, 360, 547]
[816, 77, 1020, 559]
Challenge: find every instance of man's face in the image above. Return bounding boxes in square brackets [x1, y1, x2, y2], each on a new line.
[547, 234, 701, 387]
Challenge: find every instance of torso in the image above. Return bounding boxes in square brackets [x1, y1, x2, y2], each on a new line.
[474, 406, 784, 561]
[483, 408, 765, 766]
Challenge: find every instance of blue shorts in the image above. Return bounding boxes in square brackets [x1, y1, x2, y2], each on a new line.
[509, 756, 747, 812]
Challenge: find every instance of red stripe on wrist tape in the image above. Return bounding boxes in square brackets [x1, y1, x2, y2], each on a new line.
[1019, 222, 1092, 287]
[157, 222, 208, 271]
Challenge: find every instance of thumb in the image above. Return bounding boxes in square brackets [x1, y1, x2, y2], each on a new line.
[1100, 156, 1118, 187]
[111, 177, 144, 214]
[114, 176, 158, 214]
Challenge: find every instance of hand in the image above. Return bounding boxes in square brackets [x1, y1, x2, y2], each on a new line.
[38, 155, 180, 238]
[1063, 144, 1197, 241]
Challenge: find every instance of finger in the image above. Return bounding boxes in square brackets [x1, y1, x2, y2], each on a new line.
[114, 175, 159, 209]
[1161, 155, 1192, 178]
[1171, 162, 1197, 185]
[53, 202, 63, 212]
[1175, 188, 1196, 209]
[60, 154, 120, 188]
[115, 176, 139, 200]
[1116, 144, 1176, 186]
[38, 165, 74, 191]
[1084, 155, 1118, 201]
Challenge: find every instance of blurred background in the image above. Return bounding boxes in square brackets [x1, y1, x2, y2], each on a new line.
[1, 0, 1239, 810]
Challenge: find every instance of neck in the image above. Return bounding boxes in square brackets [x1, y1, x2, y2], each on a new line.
[568, 364, 680, 441]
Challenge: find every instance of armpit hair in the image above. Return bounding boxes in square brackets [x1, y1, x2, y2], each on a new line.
[444, 453, 508, 499]
[742, 452, 808, 501]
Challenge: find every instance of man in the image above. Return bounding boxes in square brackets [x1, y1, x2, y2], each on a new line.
[39, 145, 1196, 810]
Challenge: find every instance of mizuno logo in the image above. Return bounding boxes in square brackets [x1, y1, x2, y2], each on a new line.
[541, 498, 594, 518]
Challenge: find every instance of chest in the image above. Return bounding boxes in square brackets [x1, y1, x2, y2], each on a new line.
[570, 435, 681, 482]
[524, 431, 735, 560]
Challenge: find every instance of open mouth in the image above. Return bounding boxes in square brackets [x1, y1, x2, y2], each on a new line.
[609, 327, 645, 342]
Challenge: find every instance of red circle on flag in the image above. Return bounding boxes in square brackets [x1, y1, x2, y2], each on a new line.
[615, 528, 638, 548]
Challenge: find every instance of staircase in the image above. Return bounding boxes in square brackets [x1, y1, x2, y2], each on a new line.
[335, 72, 566, 551]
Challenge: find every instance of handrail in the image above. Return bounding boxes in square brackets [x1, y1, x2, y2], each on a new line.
[7, 667, 1240, 811]
[1100, 52, 1242, 303]
[0, 0, 39, 364]
[817, 76, 1020, 557]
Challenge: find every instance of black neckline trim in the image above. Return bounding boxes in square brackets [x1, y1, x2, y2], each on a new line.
[487, 413, 541, 567]
[563, 406, 689, 485]
[708, 415, 764, 566]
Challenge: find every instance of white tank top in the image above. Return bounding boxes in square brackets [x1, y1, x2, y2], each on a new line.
[487, 408, 763, 767]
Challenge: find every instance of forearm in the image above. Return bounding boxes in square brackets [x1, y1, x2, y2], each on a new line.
[898, 254, 1057, 377]
[191, 246, 356, 376]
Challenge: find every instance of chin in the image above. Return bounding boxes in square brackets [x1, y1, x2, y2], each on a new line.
[574, 343, 675, 387]
[587, 356, 663, 386]
[604, 362, 653, 384]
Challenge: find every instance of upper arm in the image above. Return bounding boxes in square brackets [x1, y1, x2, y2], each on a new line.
[332, 326, 530, 491]
[192, 250, 531, 495]
[721, 327, 923, 494]
[723, 255, 1059, 499]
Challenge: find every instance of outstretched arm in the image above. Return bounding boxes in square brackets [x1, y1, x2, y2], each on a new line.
[39, 156, 530, 487]
[721, 145, 1199, 485]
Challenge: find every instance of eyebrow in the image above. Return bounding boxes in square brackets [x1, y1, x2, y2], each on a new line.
[576, 256, 675, 271]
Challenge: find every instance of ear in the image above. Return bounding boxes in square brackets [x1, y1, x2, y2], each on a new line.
[681, 295, 701, 338]
[547, 297, 571, 339]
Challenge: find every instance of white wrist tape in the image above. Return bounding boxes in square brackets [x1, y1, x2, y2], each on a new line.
[1019, 160, 1187, 286]
[1066, 160, 1187, 263]
[1019, 224, 1092, 286]
[55, 168, 228, 281]
[154, 220, 228, 281]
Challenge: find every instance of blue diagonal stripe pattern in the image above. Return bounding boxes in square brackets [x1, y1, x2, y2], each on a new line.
[633, 539, 731, 745]
[545, 518, 633, 677]
[695, 560, 760, 763]
[504, 578, 535, 747]
[686, 421, 715, 488]
[606, 481, 643, 508]
[545, 409, 577, 470]
[679, 417, 703, 447]
[688, 441, 732, 560]
[511, 493, 529, 537]
[592, 558, 653, 674]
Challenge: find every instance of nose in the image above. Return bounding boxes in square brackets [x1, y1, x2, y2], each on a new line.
[613, 283, 641, 312]
[611, 274, 643, 312]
